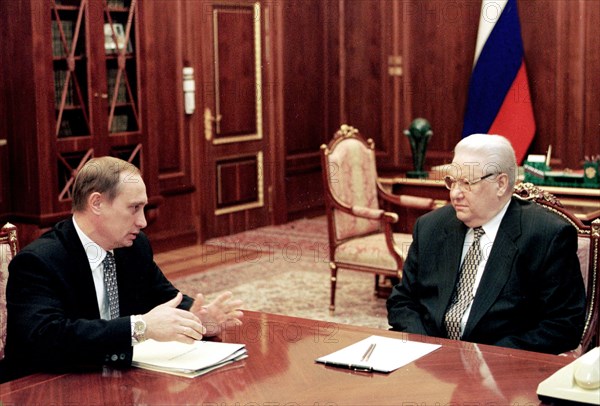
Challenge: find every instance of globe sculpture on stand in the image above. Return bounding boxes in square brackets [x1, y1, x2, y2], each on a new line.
[404, 118, 433, 179]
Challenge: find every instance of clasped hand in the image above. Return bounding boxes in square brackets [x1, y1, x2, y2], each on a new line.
[142, 291, 244, 343]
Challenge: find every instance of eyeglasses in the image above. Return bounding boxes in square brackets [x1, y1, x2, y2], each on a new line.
[443, 173, 497, 191]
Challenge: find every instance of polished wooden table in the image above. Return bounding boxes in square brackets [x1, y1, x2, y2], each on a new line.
[0, 311, 569, 405]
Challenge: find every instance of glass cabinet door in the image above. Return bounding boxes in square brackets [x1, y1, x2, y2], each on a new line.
[51, 0, 90, 138]
[103, 0, 140, 135]
[50, 0, 142, 203]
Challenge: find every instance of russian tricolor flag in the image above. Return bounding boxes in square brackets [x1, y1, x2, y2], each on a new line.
[462, 0, 536, 164]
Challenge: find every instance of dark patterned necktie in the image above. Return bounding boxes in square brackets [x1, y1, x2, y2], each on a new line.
[103, 251, 120, 320]
[444, 227, 485, 340]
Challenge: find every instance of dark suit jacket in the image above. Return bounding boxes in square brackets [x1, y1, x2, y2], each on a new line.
[387, 198, 586, 354]
[3, 218, 193, 380]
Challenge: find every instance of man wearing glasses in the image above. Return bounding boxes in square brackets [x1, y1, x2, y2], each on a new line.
[387, 134, 585, 354]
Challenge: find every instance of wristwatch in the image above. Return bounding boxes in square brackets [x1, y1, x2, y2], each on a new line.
[131, 315, 147, 343]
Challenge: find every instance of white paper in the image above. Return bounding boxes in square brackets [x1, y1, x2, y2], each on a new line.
[315, 335, 441, 373]
[133, 339, 247, 378]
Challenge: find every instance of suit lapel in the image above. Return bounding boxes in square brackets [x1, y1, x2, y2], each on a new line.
[60, 219, 102, 318]
[433, 217, 468, 328]
[463, 199, 522, 338]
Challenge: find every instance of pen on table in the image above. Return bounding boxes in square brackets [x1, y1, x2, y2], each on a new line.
[361, 343, 376, 362]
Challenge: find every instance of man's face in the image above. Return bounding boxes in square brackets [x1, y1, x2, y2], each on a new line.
[448, 152, 505, 228]
[99, 173, 148, 249]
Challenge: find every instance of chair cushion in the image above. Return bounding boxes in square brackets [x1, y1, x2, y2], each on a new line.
[334, 232, 413, 271]
[577, 236, 590, 292]
[328, 138, 380, 240]
[0, 243, 10, 360]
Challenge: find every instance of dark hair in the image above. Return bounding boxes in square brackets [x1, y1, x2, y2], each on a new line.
[72, 156, 141, 212]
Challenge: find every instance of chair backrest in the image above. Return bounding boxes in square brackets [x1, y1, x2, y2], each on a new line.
[321, 125, 381, 242]
[514, 183, 600, 353]
[0, 222, 19, 360]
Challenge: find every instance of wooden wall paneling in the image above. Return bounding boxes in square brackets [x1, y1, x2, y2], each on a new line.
[141, 1, 190, 193]
[0, 142, 7, 220]
[0, 2, 8, 218]
[339, 0, 396, 167]
[326, 1, 341, 138]
[2, 0, 55, 224]
[139, 0, 197, 251]
[555, 1, 586, 169]
[520, 0, 599, 169]
[264, 0, 287, 225]
[519, 0, 559, 166]
[281, 0, 331, 220]
[582, 0, 600, 165]
[282, 1, 328, 155]
[403, 0, 479, 169]
[197, 1, 273, 239]
[216, 155, 260, 208]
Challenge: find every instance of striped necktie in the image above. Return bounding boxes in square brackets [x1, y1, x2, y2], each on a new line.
[444, 227, 485, 340]
[103, 251, 120, 320]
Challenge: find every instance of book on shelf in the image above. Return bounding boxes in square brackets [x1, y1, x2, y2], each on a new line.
[107, 69, 127, 103]
[54, 70, 74, 106]
[52, 20, 73, 57]
[106, 0, 126, 8]
[110, 114, 129, 133]
[58, 118, 73, 137]
[132, 339, 248, 378]
[104, 23, 133, 54]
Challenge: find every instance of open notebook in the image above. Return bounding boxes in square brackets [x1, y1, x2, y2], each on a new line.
[132, 339, 247, 378]
[315, 335, 440, 373]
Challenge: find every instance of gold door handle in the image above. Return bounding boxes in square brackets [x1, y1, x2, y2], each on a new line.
[204, 108, 222, 142]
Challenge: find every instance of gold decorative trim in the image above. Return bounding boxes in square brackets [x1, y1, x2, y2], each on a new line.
[215, 151, 264, 216]
[337, 124, 358, 138]
[211, 2, 262, 145]
[1, 222, 19, 256]
[513, 182, 564, 207]
[583, 218, 599, 347]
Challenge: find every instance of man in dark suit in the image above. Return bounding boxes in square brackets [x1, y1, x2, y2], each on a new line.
[3, 156, 243, 381]
[387, 134, 585, 354]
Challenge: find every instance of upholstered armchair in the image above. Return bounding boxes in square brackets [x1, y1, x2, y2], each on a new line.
[0, 223, 19, 360]
[320, 125, 436, 312]
[514, 183, 600, 355]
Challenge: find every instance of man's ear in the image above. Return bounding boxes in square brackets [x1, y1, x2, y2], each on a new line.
[88, 192, 103, 215]
[496, 173, 510, 196]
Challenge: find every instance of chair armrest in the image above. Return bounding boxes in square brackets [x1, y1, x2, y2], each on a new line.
[351, 205, 399, 223]
[377, 183, 436, 210]
[351, 206, 383, 219]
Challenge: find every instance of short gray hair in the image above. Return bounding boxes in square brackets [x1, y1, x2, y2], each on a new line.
[454, 134, 518, 187]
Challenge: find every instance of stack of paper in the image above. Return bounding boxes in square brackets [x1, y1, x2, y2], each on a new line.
[315, 335, 440, 373]
[132, 339, 247, 378]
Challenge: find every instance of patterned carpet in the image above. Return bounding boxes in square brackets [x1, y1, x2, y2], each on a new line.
[170, 217, 391, 330]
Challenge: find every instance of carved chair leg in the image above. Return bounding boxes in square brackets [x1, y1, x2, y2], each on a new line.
[374, 274, 379, 295]
[329, 262, 338, 314]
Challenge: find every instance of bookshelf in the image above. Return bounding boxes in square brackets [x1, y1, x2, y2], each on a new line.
[1, 0, 153, 227]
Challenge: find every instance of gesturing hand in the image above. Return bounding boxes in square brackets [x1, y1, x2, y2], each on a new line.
[190, 291, 244, 337]
[143, 292, 206, 343]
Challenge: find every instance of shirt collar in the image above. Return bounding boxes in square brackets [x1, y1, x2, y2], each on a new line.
[479, 199, 511, 242]
[72, 216, 109, 270]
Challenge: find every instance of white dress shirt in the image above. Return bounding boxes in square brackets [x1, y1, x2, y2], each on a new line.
[459, 200, 511, 335]
[72, 216, 112, 320]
